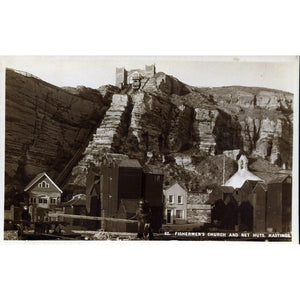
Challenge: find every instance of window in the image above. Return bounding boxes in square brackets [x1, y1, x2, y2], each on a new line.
[176, 210, 184, 219]
[38, 181, 49, 188]
[43, 199, 47, 204]
[178, 195, 183, 204]
[33, 198, 36, 204]
[50, 198, 56, 204]
[39, 198, 42, 204]
[168, 195, 174, 204]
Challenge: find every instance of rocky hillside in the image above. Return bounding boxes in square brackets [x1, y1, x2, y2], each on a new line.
[5, 68, 117, 197]
[68, 72, 293, 192]
[197, 86, 293, 167]
[5, 68, 293, 199]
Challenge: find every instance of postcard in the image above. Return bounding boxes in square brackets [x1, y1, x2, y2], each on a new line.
[1, 56, 298, 242]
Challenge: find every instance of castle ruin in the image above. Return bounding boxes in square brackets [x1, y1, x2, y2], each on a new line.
[115, 64, 156, 89]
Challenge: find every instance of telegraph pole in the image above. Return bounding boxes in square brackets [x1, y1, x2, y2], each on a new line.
[222, 155, 225, 185]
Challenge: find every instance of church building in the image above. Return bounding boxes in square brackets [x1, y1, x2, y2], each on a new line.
[222, 155, 263, 189]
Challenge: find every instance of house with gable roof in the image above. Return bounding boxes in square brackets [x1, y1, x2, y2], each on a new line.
[24, 172, 62, 209]
[164, 182, 188, 224]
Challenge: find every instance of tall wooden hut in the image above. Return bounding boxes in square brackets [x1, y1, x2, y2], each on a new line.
[142, 165, 164, 232]
[251, 182, 268, 233]
[266, 175, 292, 233]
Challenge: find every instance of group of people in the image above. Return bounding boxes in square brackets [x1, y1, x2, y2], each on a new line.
[17, 205, 62, 237]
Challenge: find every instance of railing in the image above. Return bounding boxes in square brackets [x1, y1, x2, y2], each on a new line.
[141, 77, 150, 90]
[55, 147, 85, 186]
[48, 213, 138, 223]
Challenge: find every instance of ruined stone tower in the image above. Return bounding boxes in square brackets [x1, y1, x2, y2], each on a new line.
[115, 65, 156, 89]
[115, 67, 127, 89]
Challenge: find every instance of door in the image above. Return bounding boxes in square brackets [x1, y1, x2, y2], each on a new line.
[167, 210, 171, 224]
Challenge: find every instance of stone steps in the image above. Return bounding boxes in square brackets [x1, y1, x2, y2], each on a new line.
[70, 94, 131, 186]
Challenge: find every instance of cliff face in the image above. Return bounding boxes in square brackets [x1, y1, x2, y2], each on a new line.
[5, 69, 114, 193]
[198, 86, 293, 110]
[239, 115, 292, 167]
[196, 86, 293, 168]
[5, 68, 293, 197]
[192, 108, 243, 155]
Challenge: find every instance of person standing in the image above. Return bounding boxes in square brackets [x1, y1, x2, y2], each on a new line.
[21, 205, 31, 230]
[136, 199, 152, 239]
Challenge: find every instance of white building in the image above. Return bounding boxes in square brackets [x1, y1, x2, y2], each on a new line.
[164, 182, 187, 224]
[24, 172, 62, 208]
[223, 155, 263, 189]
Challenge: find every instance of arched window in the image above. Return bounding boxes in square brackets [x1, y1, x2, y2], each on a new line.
[38, 181, 50, 188]
[240, 160, 244, 169]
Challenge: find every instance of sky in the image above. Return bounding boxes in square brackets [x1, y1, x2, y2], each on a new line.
[1, 56, 298, 93]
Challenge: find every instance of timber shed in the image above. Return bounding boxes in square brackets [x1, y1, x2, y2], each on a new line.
[251, 182, 268, 233]
[266, 175, 292, 233]
[85, 156, 164, 232]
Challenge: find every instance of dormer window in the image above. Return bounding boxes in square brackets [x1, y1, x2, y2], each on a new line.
[38, 181, 49, 188]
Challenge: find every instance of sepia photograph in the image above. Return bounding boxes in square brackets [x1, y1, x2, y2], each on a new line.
[2, 3, 300, 300]
[2, 56, 298, 241]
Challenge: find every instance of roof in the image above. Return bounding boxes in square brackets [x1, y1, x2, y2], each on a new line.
[164, 182, 187, 192]
[120, 199, 138, 214]
[251, 171, 281, 184]
[252, 172, 292, 184]
[86, 178, 100, 195]
[268, 175, 291, 184]
[24, 172, 63, 193]
[24, 172, 45, 191]
[207, 195, 225, 205]
[118, 159, 142, 169]
[223, 169, 263, 189]
[253, 182, 268, 192]
[143, 165, 164, 175]
[63, 194, 86, 206]
[240, 180, 260, 191]
[100, 153, 129, 167]
[220, 186, 235, 193]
